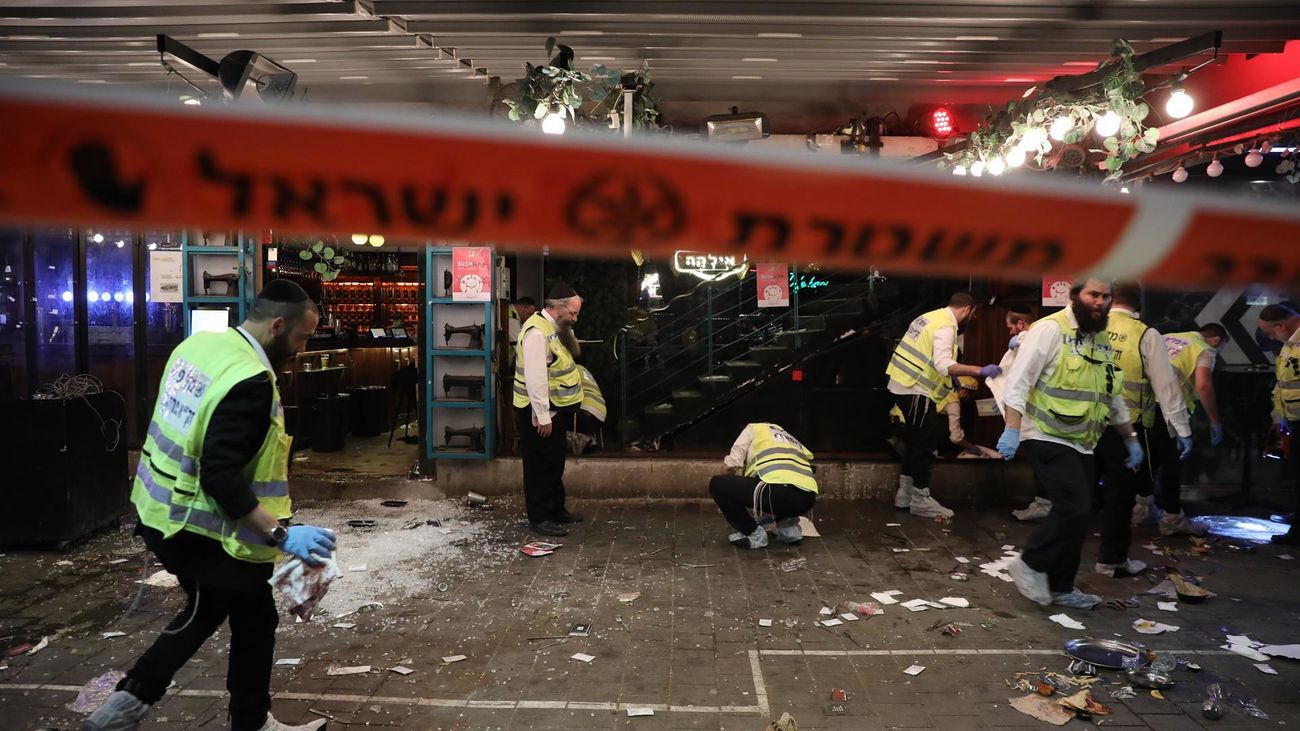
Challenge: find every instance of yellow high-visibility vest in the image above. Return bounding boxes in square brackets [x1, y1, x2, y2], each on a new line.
[886, 307, 957, 406]
[742, 423, 817, 494]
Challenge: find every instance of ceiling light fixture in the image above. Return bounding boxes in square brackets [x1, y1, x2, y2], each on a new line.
[1244, 148, 1264, 167]
[351, 234, 368, 245]
[542, 106, 567, 135]
[1166, 84, 1194, 118]
[1206, 156, 1223, 177]
[952, 164, 967, 176]
[1049, 116, 1072, 141]
[1094, 110, 1121, 137]
[987, 156, 1006, 176]
[930, 108, 953, 137]
[1172, 165, 1189, 182]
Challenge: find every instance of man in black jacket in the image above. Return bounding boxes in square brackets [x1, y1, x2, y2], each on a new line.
[85, 280, 335, 731]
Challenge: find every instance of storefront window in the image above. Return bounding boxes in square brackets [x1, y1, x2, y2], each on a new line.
[32, 228, 76, 389]
[142, 231, 186, 427]
[0, 230, 25, 398]
[85, 228, 138, 436]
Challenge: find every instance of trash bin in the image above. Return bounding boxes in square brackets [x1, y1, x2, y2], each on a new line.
[311, 393, 351, 452]
[347, 386, 388, 438]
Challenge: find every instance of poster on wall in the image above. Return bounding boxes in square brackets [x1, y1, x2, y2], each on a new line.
[756, 263, 789, 308]
[1042, 278, 1071, 308]
[451, 246, 491, 302]
[149, 251, 183, 303]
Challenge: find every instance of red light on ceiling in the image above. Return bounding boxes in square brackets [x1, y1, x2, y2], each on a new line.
[932, 108, 954, 137]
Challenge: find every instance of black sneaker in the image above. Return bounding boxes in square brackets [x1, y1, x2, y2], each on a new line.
[529, 521, 568, 537]
[555, 510, 584, 524]
[1271, 530, 1300, 546]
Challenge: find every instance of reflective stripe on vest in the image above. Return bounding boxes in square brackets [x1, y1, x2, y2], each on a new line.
[742, 423, 817, 494]
[579, 365, 607, 421]
[885, 308, 957, 406]
[513, 313, 583, 410]
[1025, 310, 1121, 449]
[1108, 311, 1154, 428]
[1277, 340, 1300, 421]
[1165, 332, 1210, 414]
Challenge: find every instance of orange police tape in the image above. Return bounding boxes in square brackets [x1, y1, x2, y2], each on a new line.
[1, 82, 1298, 288]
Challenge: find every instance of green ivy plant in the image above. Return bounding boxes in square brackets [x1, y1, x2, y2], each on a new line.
[298, 241, 346, 281]
[589, 62, 664, 131]
[503, 38, 591, 126]
[946, 40, 1160, 181]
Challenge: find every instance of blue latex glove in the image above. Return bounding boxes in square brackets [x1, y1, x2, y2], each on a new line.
[979, 364, 1002, 379]
[1008, 334, 1022, 351]
[996, 428, 1020, 460]
[1210, 423, 1224, 447]
[1176, 434, 1194, 460]
[1124, 437, 1145, 470]
[281, 525, 336, 566]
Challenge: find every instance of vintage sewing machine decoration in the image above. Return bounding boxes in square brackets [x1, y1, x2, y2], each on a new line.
[444, 425, 485, 452]
[444, 322, 485, 349]
[442, 373, 485, 400]
[202, 270, 239, 296]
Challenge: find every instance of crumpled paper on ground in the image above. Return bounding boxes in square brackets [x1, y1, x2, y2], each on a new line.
[67, 670, 125, 713]
[269, 556, 341, 621]
[765, 712, 798, 731]
[1010, 694, 1072, 725]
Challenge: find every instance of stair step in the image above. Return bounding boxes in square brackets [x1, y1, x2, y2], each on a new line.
[799, 297, 866, 316]
[773, 328, 822, 349]
[725, 359, 763, 378]
[697, 374, 734, 396]
[672, 388, 705, 400]
[645, 402, 674, 415]
[749, 345, 793, 366]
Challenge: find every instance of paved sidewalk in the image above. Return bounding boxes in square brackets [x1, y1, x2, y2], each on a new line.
[2, 498, 1299, 729]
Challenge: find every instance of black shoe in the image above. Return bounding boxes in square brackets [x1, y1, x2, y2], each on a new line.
[1271, 512, 1296, 525]
[529, 521, 568, 537]
[555, 510, 584, 524]
[1272, 530, 1300, 546]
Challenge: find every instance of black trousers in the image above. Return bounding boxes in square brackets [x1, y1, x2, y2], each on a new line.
[1140, 416, 1184, 514]
[1021, 440, 1096, 594]
[119, 574, 277, 731]
[516, 407, 570, 524]
[1095, 426, 1154, 565]
[894, 393, 945, 489]
[708, 474, 817, 534]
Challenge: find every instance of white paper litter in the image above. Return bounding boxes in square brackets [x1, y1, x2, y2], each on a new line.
[1259, 644, 1300, 660]
[821, 618, 844, 627]
[1223, 636, 1271, 661]
[978, 552, 1019, 583]
[26, 636, 49, 655]
[275, 658, 301, 666]
[1002, 544, 1016, 551]
[939, 597, 970, 608]
[871, 591, 902, 605]
[798, 516, 820, 538]
[955, 557, 970, 564]
[442, 655, 468, 664]
[327, 665, 371, 676]
[839, 613, 860, 622]
[1048, 614, 1085, 630]
[390, 666, 415, 675]
[349, 564, 368, 572]
[1156, 602, 1178, 612]
[332, 623, 356, 629]
[819, 606, 833, 616]
[904, 664, 926, 676]
[618, 592, 641, 603]
[758, 619, 773, 627]
[885, 523, 901, 527]
[139, 570, 180, 589]
[54, 560, 73, 567]
[901, 599, 931, 612]
[571, 653, 596, 663]
[1279, 554, 1295, 560]
[891, 548, 910, 553]
[100, 631, 126, 639]
[107, 558, 129, 565]
[1133, 619, 1179, 635]
[627, 708, 655, 717]
[1255, 664, 1279, 675]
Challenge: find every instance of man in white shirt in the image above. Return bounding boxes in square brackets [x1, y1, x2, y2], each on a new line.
[1095, 282, 1194, 577]
[514, 283, 584, 537]
[996, 278, 1143, 610]
[886, 292, 1002, 519]
[1260, 304, 1300, 546]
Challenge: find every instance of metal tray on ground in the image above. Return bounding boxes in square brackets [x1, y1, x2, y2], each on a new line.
[1063, 639, 1151, 669]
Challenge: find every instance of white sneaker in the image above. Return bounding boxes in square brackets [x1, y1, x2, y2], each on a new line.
[1132, 495, 1162, 526]
[774, 517, 803, 544]
[1095, 558, 1147, 578]
[1010, 557, 1052, 606]
[909, 488, 953, 519]
[81, 690, 150, 731]
[1012, 497, 1052, 521]
[1159, 512, 1207, 536]
[255, 713, 327, 731]
[728, 526, 769, 549]
[894, 474, 914, 509]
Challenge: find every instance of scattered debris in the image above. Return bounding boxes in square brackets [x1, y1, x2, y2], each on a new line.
[139, 570, 179, 589]
[1169, 572, 1214, 602]
[1111, 686, 1137, 700]
[326, 665, 371, 676]
[758, 619, 773, 627]
[107, 558, 129, 565]
[1279, 554, 1295, 560]
[1150, 690, 1166, 700]
[870, 591, 902, 605]
[841, 601, 882, 617]
[379, 500, 408, 508]
[779, 558, 806, 572]
[66, 671, 125, 713]
[1156, 601, 1178, 612]
[1223, 635, 1271, 661]
[520, 541, 562, 557]
[939, 597, 970, 608]
[1255, 663, 1279, 675]
[765, 712, 799, 731]
[1049, 614, 1085, 630]
[441, 655, 467, 664]
[617, 592, 640, 603]
[950, 573, 969, 581]
[1133, 619, 1179, 635]
[626, 707, 654, 717]
[389, 666, 414, 675]
[346, 519, 377, 530]
[677, 562, 716, 569]
[818, 606, 833, 616]
[349, 564, 368, 572]
[26, 636, 49, 655]
[571, 653, 595, 663]
[820, 618, 843, 627]
[568, 623, 591, 637]
[275, 658, 301, 666]
[640, 546, 671, 558]
[100, 631, 126, 639]
[830, 689, 848, 702]
[1186, 662, 1202, 672]
[331, 623, 356, 630]
[903, 664, 925, 676]
[1010, 694, 1072, 725]
[1259, 644, 1300, 660]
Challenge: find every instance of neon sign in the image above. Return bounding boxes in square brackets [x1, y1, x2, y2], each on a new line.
[789, 272, 829, 292]
[672, 250, 749, 282]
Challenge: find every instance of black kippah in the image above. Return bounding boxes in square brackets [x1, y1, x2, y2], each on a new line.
[547, 281, 577, 300]
[258, 278, 309, 303]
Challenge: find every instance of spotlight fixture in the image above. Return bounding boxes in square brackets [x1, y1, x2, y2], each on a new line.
[931, 108, 954, 138]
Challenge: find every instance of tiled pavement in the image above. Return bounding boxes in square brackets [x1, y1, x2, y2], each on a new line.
[3, 498, 1300, 730]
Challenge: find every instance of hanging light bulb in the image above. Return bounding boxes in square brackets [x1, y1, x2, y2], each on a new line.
[1166, 86, 1194, 119]
[1006, 146, 1027, 168]
[1206, 156, 1223, 177]
[351, 233, 368, 245]
[368, 234, 385, 247]
[1019, 127, 1047, 151]
[1049, 116, 1073, 142]
[969, 160, 985, 177]
[951, 164, 967, 176]
[1171, 165, 1189, 183]
[1244, 148, 1264, 168]
[541, 106, 566, 135]
[1094, 110, 1121, 138]
[987, 156, 1006, 176]
[1119, 186, 1131, 195]
[91, 232, 104, 244]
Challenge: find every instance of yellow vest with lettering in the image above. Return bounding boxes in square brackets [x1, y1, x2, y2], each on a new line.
[1107, 311, 1154, 428]
[578, 365, 606, 422]
[1275, 335, 1300, 422]
[131, 329, 292, 563]
[1164, 331, 1211, 414]
[1025, 310, 1123, 449]
[512, 313, 583, 410]
[886, 307, 957, 406]
[742, 423, 817, 494]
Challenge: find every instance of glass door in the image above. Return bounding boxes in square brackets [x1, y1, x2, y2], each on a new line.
[32, 228, 77, 389]
[84, 227, 138, 439]
[0, 230, 25, 399]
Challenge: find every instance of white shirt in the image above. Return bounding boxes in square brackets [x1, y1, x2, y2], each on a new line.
[945, 400, 965, 444]
[520, 310, 560, 426]
[1003, 307, 1130, 454]
[888, 307, 959, 398]
[235, 326, 275, 379]
[723, 424, 758, 470]
[1111, 307, 1191, 438]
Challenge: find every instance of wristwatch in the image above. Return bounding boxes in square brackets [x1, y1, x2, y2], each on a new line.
[265, 525, 288, 547]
